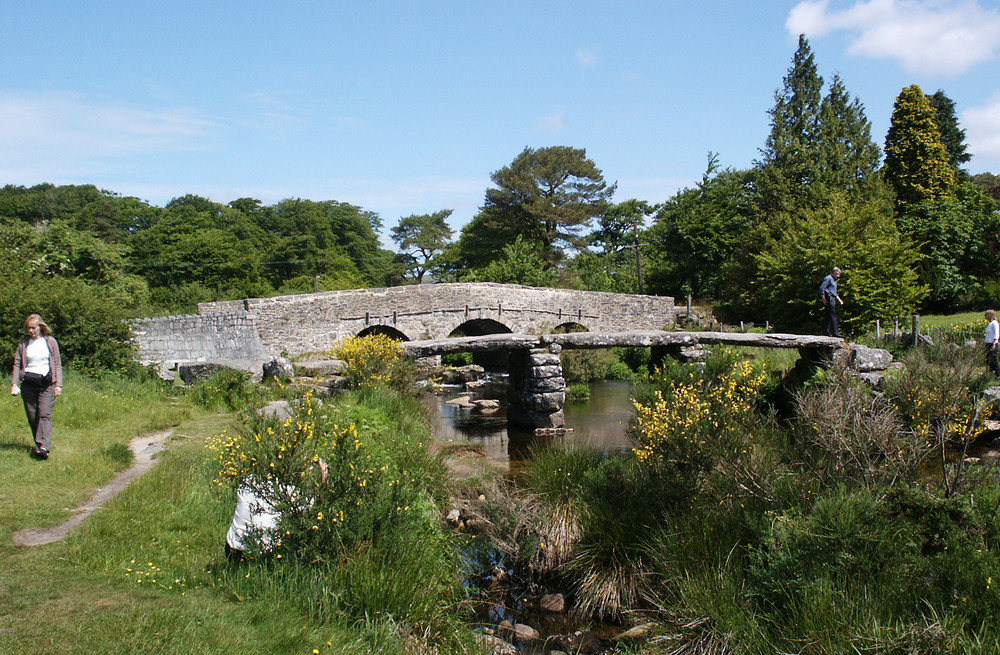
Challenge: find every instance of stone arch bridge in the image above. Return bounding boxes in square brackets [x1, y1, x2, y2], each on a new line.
[200, 282, 678, 353]
[131, 283, 843, 432]
[132, 282, 677, 391]
[132, 282, 677, 369]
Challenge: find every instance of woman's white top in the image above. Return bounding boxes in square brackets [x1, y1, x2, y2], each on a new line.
[226, 486, 282, 551]
[24, 337, 51, 376]
[987, 320, 1000, 345]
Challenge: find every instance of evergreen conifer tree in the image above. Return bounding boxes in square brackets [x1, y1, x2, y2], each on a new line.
[884, 84, 956, 211]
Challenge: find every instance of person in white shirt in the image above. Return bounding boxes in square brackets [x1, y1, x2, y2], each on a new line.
[985, 310, 1000, 378]
[10, 314, 63, 460]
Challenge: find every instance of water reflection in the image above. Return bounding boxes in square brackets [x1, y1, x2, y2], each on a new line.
[425, 378, 635, 470]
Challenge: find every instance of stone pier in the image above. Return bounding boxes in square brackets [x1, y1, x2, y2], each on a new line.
[507, 345, 567, 430]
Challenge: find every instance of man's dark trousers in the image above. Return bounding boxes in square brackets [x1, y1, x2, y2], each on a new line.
[823, 297, 840, 337]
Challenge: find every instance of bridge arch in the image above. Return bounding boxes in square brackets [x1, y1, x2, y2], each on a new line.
[449, 318, 513, 337]
[448, 319, 513, 370]
[357, 325, 409, 341]
[553, 321, 588, 334]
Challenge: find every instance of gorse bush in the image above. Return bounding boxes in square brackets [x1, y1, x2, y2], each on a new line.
[632, 354, 767, 487]
[211, 392, 428, 561]
[209, 389, 463, 636]
[330, 333, 416, 392]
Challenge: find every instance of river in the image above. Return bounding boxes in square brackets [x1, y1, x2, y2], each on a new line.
[424, 378, 635, 470]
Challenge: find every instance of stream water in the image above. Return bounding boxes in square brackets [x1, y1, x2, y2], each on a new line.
[425, 378, 636, 471]
[426, 377, 636, 651]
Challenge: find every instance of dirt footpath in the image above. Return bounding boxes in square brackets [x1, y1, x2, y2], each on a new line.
[12, 429, 177, 547]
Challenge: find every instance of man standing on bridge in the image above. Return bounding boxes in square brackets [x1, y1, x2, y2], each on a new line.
[820, 267, 844, 338]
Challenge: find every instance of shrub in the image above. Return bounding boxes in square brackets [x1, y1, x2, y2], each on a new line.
[0, 275, 138, 373]
[209, 388, 466, 644]
[561, 348, 617, 384]
[441, 351, 472, 367]
[883, 343, 995, 496]
[567, 383, 591, 400]
[631, 354, 767, 492]
[330, 334, 415, 392]
[188, 368, 262, 412]
[795, 371, 917, 488]
[606, 360, 631, 380]
[749, 484, 1000, 630]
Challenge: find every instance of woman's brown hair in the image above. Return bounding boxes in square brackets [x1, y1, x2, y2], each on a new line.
[24, 314, 51, 335]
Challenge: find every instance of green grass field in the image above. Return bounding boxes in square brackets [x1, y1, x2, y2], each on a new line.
[0, 374, 435, 655]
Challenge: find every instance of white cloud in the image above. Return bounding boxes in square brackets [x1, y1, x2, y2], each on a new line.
[787, 0, 1000, 75]
[576, 45, 601, 68]
[964, 91, 1000, 164]
[0, 90, 218, 180]
[537, 108, 567, 133]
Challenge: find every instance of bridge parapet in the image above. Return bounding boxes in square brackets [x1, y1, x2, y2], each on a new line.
[199, 283, 676, 357]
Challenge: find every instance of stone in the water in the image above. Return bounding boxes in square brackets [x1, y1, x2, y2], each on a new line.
[539, 592, 566, 613]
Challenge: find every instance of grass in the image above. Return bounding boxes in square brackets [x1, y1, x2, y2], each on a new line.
[0, 371, 478, 655]
[917, 311, 986, 329]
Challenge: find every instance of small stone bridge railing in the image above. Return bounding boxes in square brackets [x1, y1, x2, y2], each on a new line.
[403, 330, 844, 431]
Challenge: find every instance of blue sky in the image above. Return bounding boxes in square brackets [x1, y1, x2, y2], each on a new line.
[2, 0, 999, 241]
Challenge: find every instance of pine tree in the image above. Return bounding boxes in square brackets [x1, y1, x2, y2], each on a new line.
[817, 74, 882, 197]
[756, 34, 824, 214]
[927, 90, 971, 177]
[884, 84, 956, 210]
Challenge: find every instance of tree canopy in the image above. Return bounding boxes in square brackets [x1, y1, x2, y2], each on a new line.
[391, 210, 454, 283]
[452, 146, 615, 273]
[884, 84, 956, 211]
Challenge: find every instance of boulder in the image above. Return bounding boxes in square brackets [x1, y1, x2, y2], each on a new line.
[528, 392, 566, 412]
[539, 593, 566, 613]
[297, 359, 347, 376]
[613, 622, 658, 644]
[848, 345, 894, 372]
[529, 352, 561, 367]
[262, 356, 294, 381]
[439, 364, 486, 384]
[530, 365, 564, 379]
[475, 634, 517, 655]
[526, 377, 566, 393]
[497, 620, 539, 645]
[178, 359, 263, 384]
[548, 630, 601, 654]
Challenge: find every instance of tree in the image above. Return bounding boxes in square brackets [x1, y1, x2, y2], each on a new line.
[884, 84, 956, 211]
[817, 74, 882, 197]
[896, 182, 1000, 309]
[390, 210, 454, 283]
[587, 199, 654, 294]
[476, 146, 616, 267]
[754, 193, 927, 334]
[971, 172, 1000, 210]
[462, 235, 556, 287]
[927, 90, 971, 177]
[646, 155, 754, 299]
[755, 35, 825, 214]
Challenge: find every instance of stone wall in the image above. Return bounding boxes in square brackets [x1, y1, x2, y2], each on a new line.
[130, 312, 269, 378]
[198, 283, 676, 358]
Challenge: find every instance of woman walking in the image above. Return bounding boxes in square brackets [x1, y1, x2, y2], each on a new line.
[10, 314, 63, 459]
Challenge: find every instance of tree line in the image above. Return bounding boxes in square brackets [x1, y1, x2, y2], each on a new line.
[416, 36, 999, 335]
[2, 35, 998, 370]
